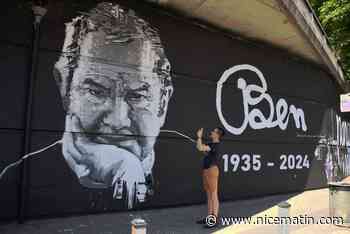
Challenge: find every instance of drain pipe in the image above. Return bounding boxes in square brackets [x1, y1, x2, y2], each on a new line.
[18, 4, 47, 224]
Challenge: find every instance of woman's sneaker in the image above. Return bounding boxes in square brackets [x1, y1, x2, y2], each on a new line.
[195, 217, 206, 224]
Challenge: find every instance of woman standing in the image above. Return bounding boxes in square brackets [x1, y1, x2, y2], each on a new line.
[196, 127, 225, 228]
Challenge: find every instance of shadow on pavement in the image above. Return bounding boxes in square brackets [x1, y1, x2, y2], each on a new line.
[0, 192, 300, 234]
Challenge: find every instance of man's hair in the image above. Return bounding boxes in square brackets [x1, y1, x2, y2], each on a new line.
[53, 2, 173, 115]
[216, 127, 225, 138]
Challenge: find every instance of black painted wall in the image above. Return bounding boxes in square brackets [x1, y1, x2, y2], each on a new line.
[0, 0, 349, 221]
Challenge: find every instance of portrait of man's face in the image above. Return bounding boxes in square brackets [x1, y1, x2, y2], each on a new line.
[53, 2, 173, 208]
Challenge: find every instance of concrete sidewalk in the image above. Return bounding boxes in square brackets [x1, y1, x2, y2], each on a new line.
[0, 189, 349, 234]
[215, 189, 350, 234]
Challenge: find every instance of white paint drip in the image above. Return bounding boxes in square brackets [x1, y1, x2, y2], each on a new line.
[0, 140, 62, 180]
[160, 129, 196, 143]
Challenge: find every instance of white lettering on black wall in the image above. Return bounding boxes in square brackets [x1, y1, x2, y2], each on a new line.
[216, 64, 307, 135]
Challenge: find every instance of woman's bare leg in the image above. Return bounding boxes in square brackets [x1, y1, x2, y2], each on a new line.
[202, 169, 212, 215]
[206, 190, 213, 215]
[212, 191, 219, 217]
[208, 166, 219, 217]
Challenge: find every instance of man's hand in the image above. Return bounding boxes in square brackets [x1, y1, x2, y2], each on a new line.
[197, 128, 204, 138]
[62, 114, 147, 208]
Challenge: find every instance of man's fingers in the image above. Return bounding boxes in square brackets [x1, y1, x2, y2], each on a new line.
[62, 131, 83, 163]
[71, 115, 90, 146]
[112, 176, 124, 200]
[126, 182, 136, 209]
[65, 114, 89, 151]
[111, 156, 147, 207]
[70, 115, 96, 155]
[141, 151, 155, 175]
[62, 132, 90, 177]
[70, 114, 81, 132]
[136, 181, 147, 203]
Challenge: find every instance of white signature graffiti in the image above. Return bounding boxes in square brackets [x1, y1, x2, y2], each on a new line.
[216, 64, 307, 135]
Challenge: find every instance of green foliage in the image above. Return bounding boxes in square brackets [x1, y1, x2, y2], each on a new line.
[310, 0, 350, 79]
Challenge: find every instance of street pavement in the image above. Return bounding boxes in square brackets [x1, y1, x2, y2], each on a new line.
[1, 189, 349, 234]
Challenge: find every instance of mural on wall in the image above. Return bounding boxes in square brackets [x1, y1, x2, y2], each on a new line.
[314, 108, 350, 183]
[53, 2, 173, 208]
[2, 0, 350, 220]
